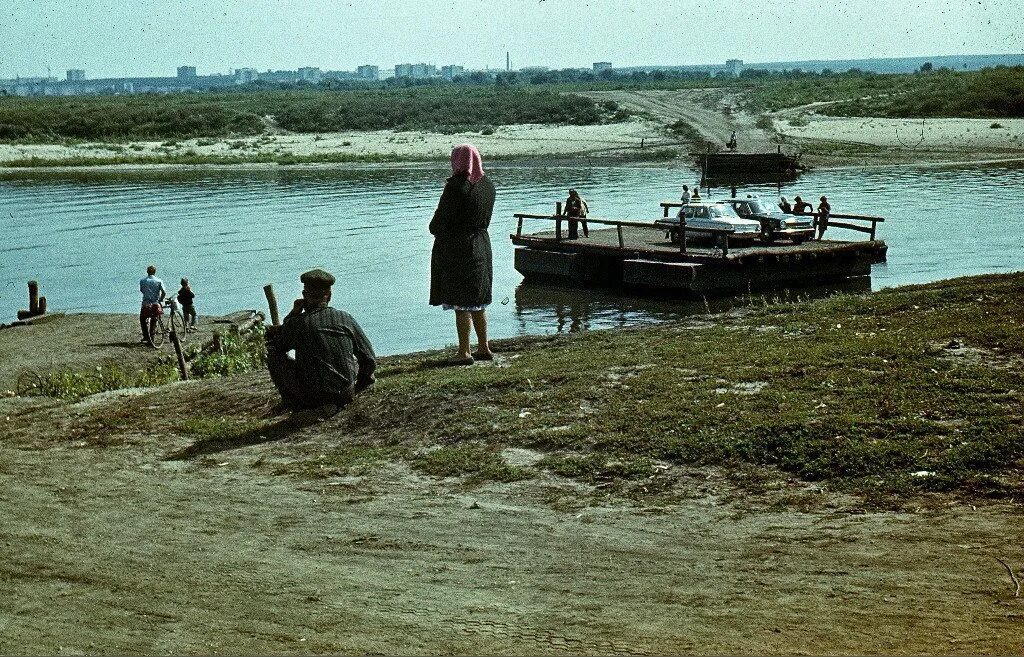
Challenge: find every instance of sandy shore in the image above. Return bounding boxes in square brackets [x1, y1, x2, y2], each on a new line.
[0, 120, 674, 166]
[776, 116, 1024, 151]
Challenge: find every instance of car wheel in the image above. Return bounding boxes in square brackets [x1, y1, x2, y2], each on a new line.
[791, 236, 806, 245]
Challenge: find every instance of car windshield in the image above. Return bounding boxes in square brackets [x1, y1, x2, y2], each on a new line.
[709, 205, 739, 218]
[746, 200, 769, 214]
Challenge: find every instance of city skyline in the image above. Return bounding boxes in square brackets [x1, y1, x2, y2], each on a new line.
[1, 0, 1022, 79]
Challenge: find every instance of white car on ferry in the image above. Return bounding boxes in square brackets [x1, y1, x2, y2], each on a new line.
[655, 200, 762, 246]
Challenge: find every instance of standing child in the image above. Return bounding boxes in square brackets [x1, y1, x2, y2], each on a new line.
[177, 278, 197, 331]
[816, 196, 831, 240]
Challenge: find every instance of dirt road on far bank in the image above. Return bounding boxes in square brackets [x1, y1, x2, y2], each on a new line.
[580, 88, 778, 155]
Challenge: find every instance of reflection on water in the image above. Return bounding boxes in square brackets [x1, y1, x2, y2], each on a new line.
[1, 161, 1022, 354]
[514, 277, 871, 335]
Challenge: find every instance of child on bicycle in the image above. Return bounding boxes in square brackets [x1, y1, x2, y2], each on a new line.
[177, 278, 197, 332]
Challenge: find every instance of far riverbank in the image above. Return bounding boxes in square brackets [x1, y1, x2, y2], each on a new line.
[2, 114, 1022, 171]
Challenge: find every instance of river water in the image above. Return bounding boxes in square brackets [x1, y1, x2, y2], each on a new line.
[1, 161, 1022, 355]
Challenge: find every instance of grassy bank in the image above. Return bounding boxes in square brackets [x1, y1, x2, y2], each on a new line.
[3, 68, 1022, 146]
[313, 272, 1023, 507]
[9, 272, 1022, 510]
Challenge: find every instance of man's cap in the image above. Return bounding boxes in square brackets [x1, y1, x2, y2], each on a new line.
[300, 268, 336, 289]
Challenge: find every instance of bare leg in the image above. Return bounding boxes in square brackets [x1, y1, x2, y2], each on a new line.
[470, 309, 491, 356]
[455, 310, 472, 359]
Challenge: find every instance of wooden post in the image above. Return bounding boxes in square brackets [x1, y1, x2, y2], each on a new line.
[617, 224, 624, 249]
[516, 216, 523, 237]
[263, 284, 281, 326]
[27, 281, 39, 315]
[212, 331, 223, 355]
[37, 297, 46, 315]
[555, 202, 563, 241]
[170, 331, 189, 381]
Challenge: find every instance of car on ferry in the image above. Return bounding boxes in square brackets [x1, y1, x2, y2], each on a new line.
[727, 196, 815, 244]
[655, 200, 761, 247]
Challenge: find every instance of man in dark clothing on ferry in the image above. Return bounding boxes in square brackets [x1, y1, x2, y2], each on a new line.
[265, 268, 376, 411]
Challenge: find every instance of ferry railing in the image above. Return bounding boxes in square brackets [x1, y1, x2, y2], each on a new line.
[512, 212, 736, 258]
[659, 201, 886, 241]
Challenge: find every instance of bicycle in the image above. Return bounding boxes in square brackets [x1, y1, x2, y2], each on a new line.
[16, 369, 44, 397]
[149, 296, 188, 348]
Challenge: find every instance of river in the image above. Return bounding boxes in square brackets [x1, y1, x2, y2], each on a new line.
[1, 161, 1022, 355]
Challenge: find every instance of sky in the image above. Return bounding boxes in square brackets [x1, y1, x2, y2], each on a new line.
[1, 0, 1021, 79]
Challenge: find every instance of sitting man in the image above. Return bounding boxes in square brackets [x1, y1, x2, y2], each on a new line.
[265, 268, 376, 412]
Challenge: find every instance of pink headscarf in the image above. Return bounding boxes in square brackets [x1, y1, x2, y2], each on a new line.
[450, 143, 485, 184]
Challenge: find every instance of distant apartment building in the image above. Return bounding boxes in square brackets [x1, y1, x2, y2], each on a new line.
[356, 65, 379, 80]
[234, 68, 258, 84]
[724, 59, 744, 76]
[394, 63, 437, 79]
[440, 65, 464, 80]
[297, 67, 322, 82]
[260, 69, 300, 83]
[177, 66, 197, 78]
[66, 69, 85, 82]
[593, 62, 612, 72]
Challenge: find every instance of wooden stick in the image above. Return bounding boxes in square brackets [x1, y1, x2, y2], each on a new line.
[27, 280, 39, 315]
[263, 284, 281, 326]
[996, 557, 1021, 598]
[170, 331, 189, 381]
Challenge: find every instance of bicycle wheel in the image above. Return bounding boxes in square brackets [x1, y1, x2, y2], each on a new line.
[151, 315, 167, 347]
[16, 370, 44, 397]
[171, 311, 187, 342]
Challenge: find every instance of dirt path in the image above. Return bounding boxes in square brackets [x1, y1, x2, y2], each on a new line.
[1, 372, 1022, 654]
[580, 89, 779, 154]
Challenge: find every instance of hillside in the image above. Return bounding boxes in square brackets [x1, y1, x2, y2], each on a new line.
[1, 272, 1022, 653]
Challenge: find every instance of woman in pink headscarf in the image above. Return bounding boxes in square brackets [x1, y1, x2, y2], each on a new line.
[429, 144, 496, 365]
